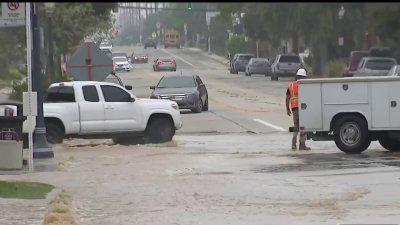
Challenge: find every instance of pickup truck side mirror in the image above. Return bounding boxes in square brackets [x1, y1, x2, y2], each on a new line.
[130, 97, 135, 102]
[150, 85, 155, 90]
[125, 85, 132, 90]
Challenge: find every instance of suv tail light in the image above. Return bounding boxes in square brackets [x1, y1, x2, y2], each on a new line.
[171, 60, 176, 65]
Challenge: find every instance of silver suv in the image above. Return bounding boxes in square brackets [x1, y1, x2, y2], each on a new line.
[230, 53, 255, 74]
[353, 57, 397, 77]
[271, 54, 302, 80]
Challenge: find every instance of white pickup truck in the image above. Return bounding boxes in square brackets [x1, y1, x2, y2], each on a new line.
[296, 76, 400, 154]
[23, 81, 182, 145]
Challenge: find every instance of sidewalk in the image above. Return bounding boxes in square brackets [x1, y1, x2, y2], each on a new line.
[183, 47, 229, 66]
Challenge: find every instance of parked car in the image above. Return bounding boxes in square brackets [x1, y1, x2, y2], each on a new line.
[113, 56, 132, 72]
[353, 57, 397, 77]
[343, 50, 369, 77]
[245, 58, 272, 76]
[270, 54, 303, 80]
[150, 73, 208, 113]
[230, 53, 254, 74]
[153, 57, 176, 72]
[387, 65, 400, 76]
[104, 73, 132, 90]
[144, 37, 157, 49]
[131, 53, 149, 64]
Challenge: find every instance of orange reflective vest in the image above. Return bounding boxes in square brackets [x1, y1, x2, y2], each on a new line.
[288, 80, 299, 109]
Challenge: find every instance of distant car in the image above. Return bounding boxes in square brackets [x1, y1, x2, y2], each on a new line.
[113, 56, 132, 72]
[104, 73, 133, 90]
[270, 54, 302, 80]
[343, 50, 369, 77]
[131, 53, 149, 64]
[353, 57, 397, 77]
[144, 38, 157, 49]
[153, 57, 176, 72]
[245, 58, 272, 76]
[101, 48, 112, 58]
[99, 42, 112, 52]
[150, 73, 208, 113]
[230, 53, 254, 74]
[387, 65, 400, 76]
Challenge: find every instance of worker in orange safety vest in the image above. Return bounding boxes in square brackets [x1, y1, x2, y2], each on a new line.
[286, 68, 311, 151]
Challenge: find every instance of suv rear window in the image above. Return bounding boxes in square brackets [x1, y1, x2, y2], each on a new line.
[46, 86, 75, 102]
[279, 55, 301, 63]
[365, 59, 396, 70]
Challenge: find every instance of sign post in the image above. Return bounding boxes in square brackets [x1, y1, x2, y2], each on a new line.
[184, 23, 187, 48]
[206, 12, 219, 55]
[66, 40, 113, 81]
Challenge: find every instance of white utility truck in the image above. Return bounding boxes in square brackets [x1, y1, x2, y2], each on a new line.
[23, 81, 182, 146]
[295, 76, 400, 154]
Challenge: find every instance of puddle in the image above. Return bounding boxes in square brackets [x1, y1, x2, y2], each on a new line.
[253, 152, 400, 173]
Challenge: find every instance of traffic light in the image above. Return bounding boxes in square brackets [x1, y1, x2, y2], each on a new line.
[187, 3, 192, 11]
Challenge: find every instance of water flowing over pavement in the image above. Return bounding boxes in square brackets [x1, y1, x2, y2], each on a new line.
[2, 134, 400, 225]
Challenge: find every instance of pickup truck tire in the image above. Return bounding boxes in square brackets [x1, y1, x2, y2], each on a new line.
[378, 136, 400, 152]
[113, 136, 145, 145]
[146, 117, 175, 143]
[46, 123, 64, 144]
[333, 115, 371, 154]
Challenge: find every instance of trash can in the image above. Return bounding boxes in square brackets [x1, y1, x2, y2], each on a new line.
[0, 101, 26, 169]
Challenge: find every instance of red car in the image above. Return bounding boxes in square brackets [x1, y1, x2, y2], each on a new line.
[131, 54, 149, 64]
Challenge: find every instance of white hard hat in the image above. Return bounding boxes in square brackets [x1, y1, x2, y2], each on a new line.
[296, 68, 307, 77]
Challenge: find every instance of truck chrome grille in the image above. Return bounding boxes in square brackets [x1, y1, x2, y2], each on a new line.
[160, 94, 186, 101]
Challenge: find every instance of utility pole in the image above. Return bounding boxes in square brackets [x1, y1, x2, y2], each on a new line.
[145, 2, 148, 18]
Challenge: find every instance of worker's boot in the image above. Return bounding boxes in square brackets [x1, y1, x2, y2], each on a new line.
[291, 144, 297, 151]
[299, 144, 311, 151]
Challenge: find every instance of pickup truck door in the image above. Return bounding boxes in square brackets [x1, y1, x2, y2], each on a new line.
[100, 84, 140, 131]
[80, 85, 105, 133]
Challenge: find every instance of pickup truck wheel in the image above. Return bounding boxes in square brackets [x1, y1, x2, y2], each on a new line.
[378, 136, 400, 152]
[146, 118, 175, 143]
[46, 123, 64, 144]
[113, 136, 146, 145]
[333, 115, 371, 154]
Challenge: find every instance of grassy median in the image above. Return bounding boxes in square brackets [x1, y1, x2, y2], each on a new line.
[0, 180, 54, 199]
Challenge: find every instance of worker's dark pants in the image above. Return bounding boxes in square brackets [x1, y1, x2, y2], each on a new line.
[292, 109, 306, 146]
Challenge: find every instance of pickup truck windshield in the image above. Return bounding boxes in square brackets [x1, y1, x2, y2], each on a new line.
[46, 86, 75, 102]
[365, 60, 396, 70]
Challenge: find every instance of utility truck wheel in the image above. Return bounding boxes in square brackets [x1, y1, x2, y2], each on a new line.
[146, 117, 175, 143]
[333, 115, 371, 154]
[379, 136, 400, 152]
[46, 123, 64, 144]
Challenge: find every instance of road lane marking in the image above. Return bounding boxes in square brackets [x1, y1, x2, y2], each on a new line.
[253, 118, 286, 131]
[159, 48, 196, 68]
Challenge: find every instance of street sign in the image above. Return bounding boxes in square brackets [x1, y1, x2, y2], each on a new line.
[0, 2, 26, 27]
[206, 11, 219, 26]
[152, 32, 157, 38]
[66, 40, 113, 81]
[156, 21, 161, 29]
